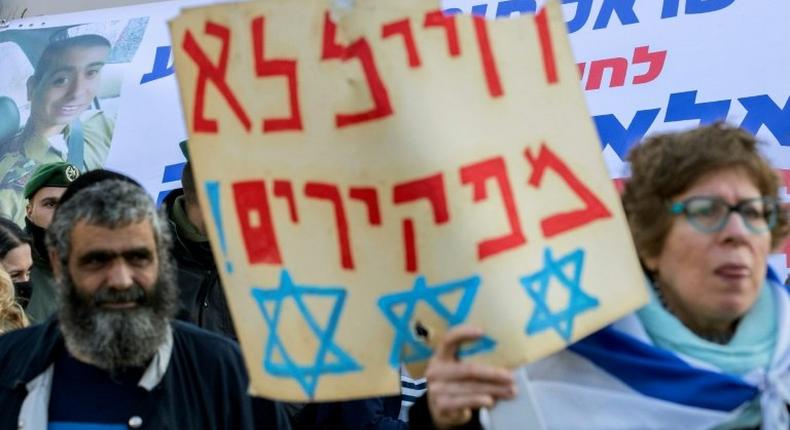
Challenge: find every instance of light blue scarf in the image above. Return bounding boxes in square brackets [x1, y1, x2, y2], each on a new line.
[637, 281, 777, 376]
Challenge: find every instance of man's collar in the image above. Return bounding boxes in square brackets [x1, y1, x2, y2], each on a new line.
[0, 317, 64, 389]
[139, 324, 173, 391]
[0, 318, 174, 392]
[172, 195, 208, 243]
[16, 324, 174, 430]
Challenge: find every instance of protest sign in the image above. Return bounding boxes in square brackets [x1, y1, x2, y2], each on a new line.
[169, 0, 648, 401]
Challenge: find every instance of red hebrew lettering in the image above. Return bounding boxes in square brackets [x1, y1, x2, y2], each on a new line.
[381, 19, 421, 68]
[251, 16, 303, 132]
[779, 169, 790, 190]
[402, 219, 417, 274]
[586, 57, 628, 90]
[349, 187, 382, 225]
[471, 17, 503, 98]
[535, 8, 558, 84]
[393, 174, 450, 272]
[321, 12, 393, 128]
[460, 157, 526, 260]
[631, 45, 667, 85]
[305, 182, 355, 270]
[182, 22, 252, 133]
[423, 11, 460, 57]
[273, 180, 298, 223]
[232, 180, 282, 265]
[393, 175, 450, 223]
[577, 63, 586, 79]
[612, 178, 626, 194]
[525, 143, 612, 238]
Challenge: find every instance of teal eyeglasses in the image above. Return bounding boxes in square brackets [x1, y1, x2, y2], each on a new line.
[669, 196, 779, 234]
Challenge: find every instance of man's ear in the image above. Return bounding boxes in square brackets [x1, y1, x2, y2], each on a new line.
[49, 249, 63, 280]
[26, 201, 33, 219]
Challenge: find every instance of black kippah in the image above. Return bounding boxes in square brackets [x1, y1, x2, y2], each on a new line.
[58, 169, 144, 208]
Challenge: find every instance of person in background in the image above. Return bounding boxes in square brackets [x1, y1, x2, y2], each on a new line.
[164, 141, 236, 339]
[0, 34, 114, 225]
[0, 269, 28, 334]
[23, 162, 80, 322]
[0, 178, 290, 428]
[164, 143, 304, 426]
[0, 217, 33, 307]
[412, 124, 790, 429]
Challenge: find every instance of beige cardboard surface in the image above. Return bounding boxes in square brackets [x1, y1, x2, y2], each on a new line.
[169, 0, 648, 401]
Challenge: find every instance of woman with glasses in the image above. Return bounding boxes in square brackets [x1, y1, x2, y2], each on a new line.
[410, 124, 790, 430]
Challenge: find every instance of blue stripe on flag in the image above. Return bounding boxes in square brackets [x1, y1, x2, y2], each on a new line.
[569, 326, 758, 412]
[766, 267, 790, 294]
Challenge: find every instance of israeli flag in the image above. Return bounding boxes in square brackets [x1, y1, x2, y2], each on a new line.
[490, 277, 789, 430]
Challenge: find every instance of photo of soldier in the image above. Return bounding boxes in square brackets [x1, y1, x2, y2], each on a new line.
[0, 19, 147, 225]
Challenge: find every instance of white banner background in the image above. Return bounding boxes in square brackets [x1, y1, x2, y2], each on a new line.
[1, 0, 787, 274]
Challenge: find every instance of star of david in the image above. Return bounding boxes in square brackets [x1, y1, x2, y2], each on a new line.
[520, 247, 599, 342]
[251, 269, 361, 398]
[378, 275, 496, 368]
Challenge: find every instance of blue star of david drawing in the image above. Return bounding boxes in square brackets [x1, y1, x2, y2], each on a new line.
[377, 275, 496, 368]
[521, 247, 600, 342]
[251, 269, 361, 398]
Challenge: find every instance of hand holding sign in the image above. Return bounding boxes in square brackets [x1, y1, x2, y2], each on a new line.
[425, 325, 516, 428]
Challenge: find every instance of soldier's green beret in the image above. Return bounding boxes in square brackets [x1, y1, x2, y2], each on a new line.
[23, 162, 81, 199]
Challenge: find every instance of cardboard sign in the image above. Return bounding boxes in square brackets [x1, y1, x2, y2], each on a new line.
[170, 0, 648, 401]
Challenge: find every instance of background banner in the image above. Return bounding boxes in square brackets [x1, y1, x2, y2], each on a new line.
[1, 1, 787, 247]
[1, 0, 787, 209]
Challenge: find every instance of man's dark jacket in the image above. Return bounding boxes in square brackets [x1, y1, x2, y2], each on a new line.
[164, 189, 236, 340]
[0, 318, 289, 429]
[298, 396, 407, 430]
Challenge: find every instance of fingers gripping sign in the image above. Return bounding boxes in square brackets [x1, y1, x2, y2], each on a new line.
[426, 326, 516, 428]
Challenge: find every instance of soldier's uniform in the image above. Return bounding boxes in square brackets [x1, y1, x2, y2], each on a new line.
[19, 162, 81, 323]
[0, 109, 113, 226]
[0, 154, 38, 226]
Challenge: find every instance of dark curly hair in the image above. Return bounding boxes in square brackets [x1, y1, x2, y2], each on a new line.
[622, 123, 788, 263]
[0, 217, 31, 260]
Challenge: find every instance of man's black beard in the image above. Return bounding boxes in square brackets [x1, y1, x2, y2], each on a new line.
[57, 262, 178, 372]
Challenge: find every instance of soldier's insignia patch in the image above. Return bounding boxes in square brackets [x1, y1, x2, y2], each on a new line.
[65, 165, 79, 182]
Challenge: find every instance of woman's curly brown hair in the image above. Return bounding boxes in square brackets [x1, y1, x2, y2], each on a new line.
[622, 123, 789, 263]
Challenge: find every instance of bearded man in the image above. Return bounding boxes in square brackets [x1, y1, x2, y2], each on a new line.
[0, 179, 289, 429]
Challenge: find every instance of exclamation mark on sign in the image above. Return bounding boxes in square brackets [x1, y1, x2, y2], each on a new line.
[205, 181, 234, 274]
